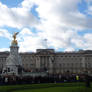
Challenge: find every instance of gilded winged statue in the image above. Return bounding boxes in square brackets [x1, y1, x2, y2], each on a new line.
[12, 32, 19, 45]
[13, 32, 19, 40]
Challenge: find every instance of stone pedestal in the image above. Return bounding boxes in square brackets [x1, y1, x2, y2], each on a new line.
[2, 33, 22, 76]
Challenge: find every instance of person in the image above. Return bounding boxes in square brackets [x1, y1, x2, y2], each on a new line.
[5, 77, 8, 84]
[76, 75, 79, 82]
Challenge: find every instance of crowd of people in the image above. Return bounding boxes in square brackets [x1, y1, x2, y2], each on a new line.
[0, 74, 91, 85]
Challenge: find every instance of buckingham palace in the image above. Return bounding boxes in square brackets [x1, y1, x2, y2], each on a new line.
[0, 49, 92, 75]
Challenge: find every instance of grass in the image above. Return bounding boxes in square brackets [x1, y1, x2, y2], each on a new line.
[13, 87, 92, 92]
[0, 82, 91, 92]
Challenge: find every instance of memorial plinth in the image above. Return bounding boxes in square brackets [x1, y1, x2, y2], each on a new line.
[2, 32, 22, 76]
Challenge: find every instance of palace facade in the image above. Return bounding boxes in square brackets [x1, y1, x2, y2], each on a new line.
[0, 49, 92, 75]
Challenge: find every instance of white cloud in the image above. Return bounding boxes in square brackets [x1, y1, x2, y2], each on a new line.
[84, 33, 92, 49]
[18, 28, 48, 52]
[0, 2, 39, 29]
[19, 28, 32, 35]
[1, 0, 92, 52]
[65, 47, 75, 52]
[0, 29, 11, 39]
[71, 38, 85, 48]
[16, 0, 92, 52]
[0, 48, 9, 52]
[21, 0, 34, 10]
[19, 36, 45, 52]
[86, 5, 92, 15]
[33, 0, 89, 30]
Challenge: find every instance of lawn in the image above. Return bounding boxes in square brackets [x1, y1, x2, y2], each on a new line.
[0, 82, 91, 92]
[13, 87, 92, 92]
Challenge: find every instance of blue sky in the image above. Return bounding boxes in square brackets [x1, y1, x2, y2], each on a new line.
[0, 0, 92, 52]
[0, 0, 23, 7]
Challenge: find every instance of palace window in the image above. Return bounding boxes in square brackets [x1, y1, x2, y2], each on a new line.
[7, 68, 10, 72]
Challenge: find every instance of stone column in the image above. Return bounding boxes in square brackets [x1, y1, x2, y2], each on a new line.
[81, 56, 86, 73]
[36, 56, 40, 70]
[49, 56, 54, 74]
